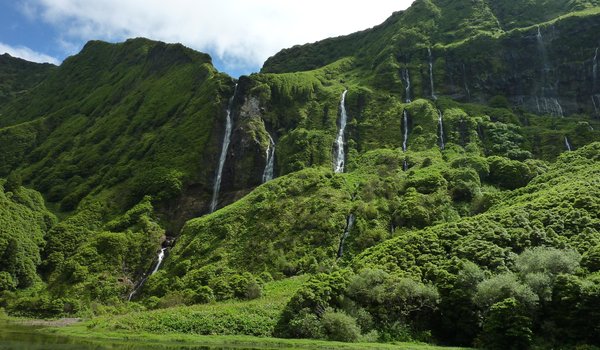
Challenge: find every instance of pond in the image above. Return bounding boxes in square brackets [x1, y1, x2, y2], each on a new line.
[0, 321, 278, 350]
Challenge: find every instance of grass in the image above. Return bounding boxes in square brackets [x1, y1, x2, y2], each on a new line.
[47, 325, 470, 350]
[40, 276, 470, 349]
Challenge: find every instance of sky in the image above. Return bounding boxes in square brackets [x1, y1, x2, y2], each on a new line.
[0, 0, 414, 77]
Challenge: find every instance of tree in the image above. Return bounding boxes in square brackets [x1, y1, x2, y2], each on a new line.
[478, 298, 533, 350]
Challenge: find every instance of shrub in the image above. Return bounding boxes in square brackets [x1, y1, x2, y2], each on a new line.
[478, 298, 532, 350]
[487, 156, 533, 190]
[287, 308, 325, 339]
[582, 245, 600, 272]
[474, 273, 538, 310]
[0, 272, 16, 291]
[321, 309, 361, 342]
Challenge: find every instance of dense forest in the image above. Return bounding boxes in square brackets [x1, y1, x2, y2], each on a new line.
[1, 0, 600, 348]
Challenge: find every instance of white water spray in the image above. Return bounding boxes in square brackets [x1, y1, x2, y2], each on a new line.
[337, 214, 355, 258]
[151, 248, 166, 275]
[564, 136, 572, 152]
[402, 69, 411, 102]
[594, 47, 598, 91]
[128, 246, 167, 301]
[262, 132, 275, 183]
[401, 69, 411, 171]
[402, 110, 409, 152]
[438, 109, 445, 150]
[334, 90, 349, 173]
[210, 84, 238, 213]
[428, 48, 436, 100]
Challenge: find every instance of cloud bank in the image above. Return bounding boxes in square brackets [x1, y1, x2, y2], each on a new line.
[0, 42, 60, 64]
[24, 0, 414, 74]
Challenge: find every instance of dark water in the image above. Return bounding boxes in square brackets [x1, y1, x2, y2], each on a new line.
[0, 322, 275, 350]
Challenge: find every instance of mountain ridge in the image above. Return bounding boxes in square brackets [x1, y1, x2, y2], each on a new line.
[0, 1, 599, 348]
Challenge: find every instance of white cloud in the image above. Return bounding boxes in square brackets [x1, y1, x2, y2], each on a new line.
[0, 42, 60, 64]
[23, 0, 414, 74]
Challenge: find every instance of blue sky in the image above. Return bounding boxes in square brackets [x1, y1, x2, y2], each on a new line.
[0, 0, 413, 77]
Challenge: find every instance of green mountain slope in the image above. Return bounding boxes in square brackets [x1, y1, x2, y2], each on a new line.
[0, 179, 56, 292]
[0, 39, 237, 222]
[0, 0, 599, 348]
[0, 54, 54, 105]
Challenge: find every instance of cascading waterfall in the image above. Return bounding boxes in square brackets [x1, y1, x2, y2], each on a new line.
[402, 69, 411, 170]
[402, 69, 411, 103]
[337, 214, 356, 258]
[428, 48, 437, 100]
[536, 96, 564, 117]
[262, 133, 275, 183]
[128, 246, 168, 301]
[564, 136, 572, 151]
[210, 84, 238, 213]
[535, 26, 564, 117]
[438, 109, 445, 150]
[403, 110, 409, 152]
[593, 47, 598, 90]
[333, 90, 349, 173]
[151, 248, 167, 275]
[462, 64, 471, 100]
[593, 48, 599, 114]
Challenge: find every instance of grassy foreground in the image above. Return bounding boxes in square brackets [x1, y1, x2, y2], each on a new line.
[38, 277, 469, 349]
[47, 324, 469, 350]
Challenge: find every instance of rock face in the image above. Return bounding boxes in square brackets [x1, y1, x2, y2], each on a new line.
[437, 16, 600, 116]
[262, 2, 600, 117]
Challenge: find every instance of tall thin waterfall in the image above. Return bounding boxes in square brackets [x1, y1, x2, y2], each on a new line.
[334, 90, 349, 173]
[403, 110, 409, 152]
[593, 47, 598, 91]
[262, 132, 275, 183]
[564, 136, 572, 152]
[535, 26, 564, 117]
[428, 48, 437, 100]
[151, 248, 167, 275]
[438, 109, 445, 150]
[402, 69, 411, 170]
[210, 84, 238, 213]
[402, 69, 411, 102]
[462, 64, 471, 100]
[337, 214, 355, 259]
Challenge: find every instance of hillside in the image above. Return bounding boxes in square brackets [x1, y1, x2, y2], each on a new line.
[0, 53, 54, 105]
[0, 0, 599, 349]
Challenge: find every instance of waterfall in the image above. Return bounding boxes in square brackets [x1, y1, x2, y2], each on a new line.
[337, 214, 355, 258]
[262, 133, 275, 183]
[402, 68, 411, 102]
[210, 84, 238, 213]
[535, 26, 564, 117]
[401, 68, 411, 171]
[428, 48, 437, 100]
[462, 64, 471, 100]
[151, 248, 167, 275]
[402, 110, 409, 152]
[536, 26, 548, 71]
[128, 246, 168, 301]
[438, 109, 445, 150]
[564, 136, 572, 152]
[334, 90, 349, 173]
[593, 95, 600, 115]
[594, 47, 598, 91]
[402, 109, 409, 171]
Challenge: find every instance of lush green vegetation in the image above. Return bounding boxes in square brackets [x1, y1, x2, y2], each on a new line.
[0, 179, 56, 291]
[0, 1, 599, 349]
[0, 54, 54, 105]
